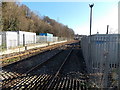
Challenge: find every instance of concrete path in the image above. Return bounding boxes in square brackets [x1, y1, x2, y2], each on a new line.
[0, 40, 67, 55]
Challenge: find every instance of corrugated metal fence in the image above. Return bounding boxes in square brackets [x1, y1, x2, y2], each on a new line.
[81, 34, 120, 88]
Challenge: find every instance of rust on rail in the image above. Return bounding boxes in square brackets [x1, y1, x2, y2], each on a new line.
[0, 40, 79, 62]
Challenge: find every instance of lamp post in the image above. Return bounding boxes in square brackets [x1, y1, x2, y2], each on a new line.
[88, 3, 94, 86]
[89, 3, 94, 36]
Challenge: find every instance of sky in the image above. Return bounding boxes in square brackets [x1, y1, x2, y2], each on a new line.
[21, 1, 118, 35]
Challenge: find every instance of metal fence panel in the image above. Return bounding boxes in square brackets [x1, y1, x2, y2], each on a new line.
[36, 36, 58, 43]
[6, 31, 18, 49]
[18, 31, 36, 46]
[53, 37, 58, 42]
[81, 34, 119, 88]
[0, 34, 2, 46]
[36, 36, 47, 43]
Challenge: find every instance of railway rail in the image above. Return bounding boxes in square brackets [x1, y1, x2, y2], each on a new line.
[1, 43, 70, 79]
[1, 40, 77, 66]
[1, 42, 89, 89]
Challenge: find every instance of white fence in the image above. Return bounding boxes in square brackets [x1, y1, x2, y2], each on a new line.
[0, 31, 18, 49]
[0, 34, 2, 46]
[18, 31, 36, 46]
[0, 31, 62, 49]
[6, 32, 18, 49]
[81, 34, 120, 88]
[0, 31, 36, 49]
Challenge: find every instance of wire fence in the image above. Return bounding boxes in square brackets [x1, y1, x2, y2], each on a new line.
[0, 34, 68, 50]
[36, 36, 58, 43]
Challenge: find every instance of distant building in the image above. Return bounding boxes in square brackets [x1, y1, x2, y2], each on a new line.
[39, 33, 54, 42]
[39, 33, 53, 37]
[74, 34, 86, 40]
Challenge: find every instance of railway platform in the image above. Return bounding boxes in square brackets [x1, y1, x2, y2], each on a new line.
[0, 40, 67, 55]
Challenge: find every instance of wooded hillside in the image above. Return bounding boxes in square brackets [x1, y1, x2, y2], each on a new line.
[2, 2, 74, 38]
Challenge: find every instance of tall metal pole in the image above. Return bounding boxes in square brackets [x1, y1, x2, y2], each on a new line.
[88, 3, 94, 86]
[118, 1, 120, 89]
[89, 4, 94, 36]
[88, 3, 94, 73]
[106, 25, 109, 34]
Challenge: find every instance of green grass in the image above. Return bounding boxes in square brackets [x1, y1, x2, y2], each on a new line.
[0, 44, 7, 52]
[2, 57, 20, 63]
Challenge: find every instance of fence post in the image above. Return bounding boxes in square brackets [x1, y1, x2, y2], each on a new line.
[102, 37, 109, 88]
[118, 34, 120, 89]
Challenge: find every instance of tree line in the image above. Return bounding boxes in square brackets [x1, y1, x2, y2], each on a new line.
[2, 2, 74, 38]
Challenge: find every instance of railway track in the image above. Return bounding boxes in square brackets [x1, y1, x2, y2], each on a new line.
[2, 74, 86, 90]
[1, 42, 89, 89]
[1, 40, 77, 66]
[2, 48, 63, 74]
